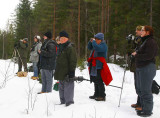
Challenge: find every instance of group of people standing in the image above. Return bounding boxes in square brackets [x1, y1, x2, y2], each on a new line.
[14, 25, 158, 116]
[14, 31, 110, 107]
[129, 25, 158, 117]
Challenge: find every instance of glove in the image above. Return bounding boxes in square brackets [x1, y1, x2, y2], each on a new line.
[68, 71, 75, 78]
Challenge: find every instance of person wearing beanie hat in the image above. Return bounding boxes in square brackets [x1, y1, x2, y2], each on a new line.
[59, 31, 69, 38]
[37, 31, 57, 94]
[30, 35, 42, 80]
[88, 32, 109, 101]
[14, 38, 29, 73]
[44, 31, 52, 39]
[94, 33, 104, 40]
[23, 38, 28, 42]
[54, 31, 77, 106]
[34, 35, 41, 42]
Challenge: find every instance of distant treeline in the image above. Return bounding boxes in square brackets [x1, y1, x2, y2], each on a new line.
[0, 0, 160, 65]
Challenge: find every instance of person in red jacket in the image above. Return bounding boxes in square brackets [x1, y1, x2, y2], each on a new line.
[88, 33, 112, 101]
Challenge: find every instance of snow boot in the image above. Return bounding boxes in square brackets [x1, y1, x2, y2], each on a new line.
[66, 102, 74, 107]
[95, 97, 106, 101]
[31, 76, 39, 80]
[135, 107, 142, 111]
[17, 71, 28, 77]
[137, 111, 152, 117]
[131, 104, 140, 108]
[89, 95, 98, 99]
[37, 92, 47, 94]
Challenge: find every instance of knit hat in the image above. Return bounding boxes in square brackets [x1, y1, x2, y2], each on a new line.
[94, 33, 104, 40]
[23, 38, 28, 42]
[34, 35, 41, 40]
[59, 31, 69, 38]
[44, 31, 52, 39]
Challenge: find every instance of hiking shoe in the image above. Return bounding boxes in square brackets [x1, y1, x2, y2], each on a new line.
[137, 111, 152, 117]
[31, 76, 39, 80]
[37, 92, 47, 94]
[89, 95, 97, 99]
[95, 97, 106, 101]
[135, 107, 142, 111]
[66, 102, 74, 107]
[131, 104, 140, 108]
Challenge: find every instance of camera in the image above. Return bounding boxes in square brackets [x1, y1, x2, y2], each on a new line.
[126, 34, 135, 41]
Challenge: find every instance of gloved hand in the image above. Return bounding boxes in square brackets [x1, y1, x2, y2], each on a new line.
[68, 71, 75, 78]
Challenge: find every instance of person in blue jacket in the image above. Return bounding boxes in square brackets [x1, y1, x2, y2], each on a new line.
[88, 33, 108, 101]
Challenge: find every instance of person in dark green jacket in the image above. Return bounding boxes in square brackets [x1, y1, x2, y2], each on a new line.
[14, 38, 29, 72]
[54, 31, 77, 107]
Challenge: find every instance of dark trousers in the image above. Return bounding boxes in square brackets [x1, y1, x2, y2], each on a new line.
[18, 57, 27, 72]
[59, 80, 74, 104]
[136, 63, 156, 114]
[134, 72, 141, 106]
[91, 70, 106, 97]
[41, 69, 53, 92]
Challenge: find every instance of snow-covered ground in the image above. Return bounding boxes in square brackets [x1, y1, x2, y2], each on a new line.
[0, 59, 159, 118]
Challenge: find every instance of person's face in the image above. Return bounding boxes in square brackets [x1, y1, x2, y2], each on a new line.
[23, 40, 27, 43]
[141, 27, 150, 37]
[95, 38, 102, 45]
[135, 30, 141, 37]
[43, 36, 48, 40]
[60, 37, 68, 44]
[34, 38, 38, 42]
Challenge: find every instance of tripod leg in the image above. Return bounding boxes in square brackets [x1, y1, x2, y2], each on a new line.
[118, 70, 126, 107]
[118, 55, 128, 107]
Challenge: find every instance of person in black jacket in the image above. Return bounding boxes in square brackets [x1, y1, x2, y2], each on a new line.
[38, 31, 57, 94]
[132, 26, 158, 117]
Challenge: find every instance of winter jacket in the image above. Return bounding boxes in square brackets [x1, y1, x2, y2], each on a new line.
[127, 37, 142, 72]
[29, 42, 42, 62]
[88, 40, 107, 69]
[135, 35, 158, 68]
[54, 41, 77, 81]
[88, 57, 113, 86]
[16, 41, 28, 59]
[40, 39, 57, 70]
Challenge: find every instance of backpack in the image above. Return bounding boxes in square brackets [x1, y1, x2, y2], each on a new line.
[152, 80, 160, 95]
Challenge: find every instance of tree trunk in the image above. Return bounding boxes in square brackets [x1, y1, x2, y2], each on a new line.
[29, 22, 32, 50]
[78, 0, 81, 59]
[53, 0, 56, 39]
[114, 7, 117, 63]
[98, 1, 101, 32]
[101, 0, 104, 33]
[105, 0, 110, 62]
[2, 34, 5, 59]
[85, 2, 88, 60]
[150, 0, 153, 26]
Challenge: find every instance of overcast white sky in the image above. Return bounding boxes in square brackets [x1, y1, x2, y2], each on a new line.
[0, 0, 20, 30]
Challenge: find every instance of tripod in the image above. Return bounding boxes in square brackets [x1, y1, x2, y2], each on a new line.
[118, 55, 128, 107]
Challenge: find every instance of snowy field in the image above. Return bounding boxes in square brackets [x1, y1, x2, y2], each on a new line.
[0, 59, 160, 118]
